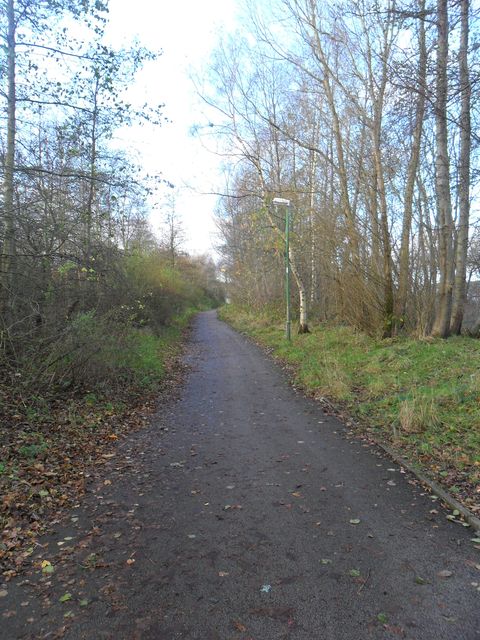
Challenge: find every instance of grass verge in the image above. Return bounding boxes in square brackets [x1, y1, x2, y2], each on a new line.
[219, 305, 480, 514]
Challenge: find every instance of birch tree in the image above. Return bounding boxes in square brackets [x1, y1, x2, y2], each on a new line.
[450, 0, 472, 334]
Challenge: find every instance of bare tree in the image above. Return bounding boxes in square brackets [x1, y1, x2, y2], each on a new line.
[431, 0, 454, 337]
[160, 192, 186, 270]
[450, 0, 472, 334]
[0, 0, 17, 328]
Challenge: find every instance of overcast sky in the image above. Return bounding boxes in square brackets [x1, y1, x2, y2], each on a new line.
[103, 0, 240, 256]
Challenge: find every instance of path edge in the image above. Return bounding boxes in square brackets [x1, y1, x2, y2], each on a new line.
[221, 317, 480, 536]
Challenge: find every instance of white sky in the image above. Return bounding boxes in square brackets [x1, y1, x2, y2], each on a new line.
[103, 0, 240, 256]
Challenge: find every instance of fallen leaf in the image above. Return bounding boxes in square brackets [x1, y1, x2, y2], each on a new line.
[59, 593, 72, 603]
[233, 621, 247, 632]
[438, 570, 453, 578]
[41, 560, 54, 575]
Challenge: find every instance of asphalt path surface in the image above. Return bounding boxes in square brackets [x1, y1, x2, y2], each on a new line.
[3, 310, 480, 639]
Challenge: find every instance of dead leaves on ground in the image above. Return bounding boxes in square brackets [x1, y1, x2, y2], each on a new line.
[0, 355, 186, 578]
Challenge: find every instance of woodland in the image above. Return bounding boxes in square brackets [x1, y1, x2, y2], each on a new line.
[212, 0, 480, 339]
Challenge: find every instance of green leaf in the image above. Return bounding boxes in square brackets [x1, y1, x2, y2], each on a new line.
[349, 569, 361, 577]
[320, 558, 331, 565]
[349, 518, 361, 525]
[79, 599, 89, 607]
[377, 613, 388, 624]
[470, 537, 480, 544]
[415, 576, 426, 585]
[59, 592, 72, 603]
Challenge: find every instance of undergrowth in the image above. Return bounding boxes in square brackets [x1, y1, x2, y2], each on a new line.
[0, 308, 198, 577]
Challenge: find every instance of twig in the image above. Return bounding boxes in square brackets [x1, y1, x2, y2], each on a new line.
[358, 568, 371, 594]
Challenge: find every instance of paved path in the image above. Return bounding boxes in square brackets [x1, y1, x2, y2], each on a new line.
[3, 310, 480, 639]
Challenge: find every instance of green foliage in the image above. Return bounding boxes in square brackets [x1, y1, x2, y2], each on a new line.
[57, 260, 77, 276]
[123, 251, 221, 329]
[18, 435, 48, 459]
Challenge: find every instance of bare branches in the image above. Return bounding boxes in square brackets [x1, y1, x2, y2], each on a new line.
[211, 0, 478, 336]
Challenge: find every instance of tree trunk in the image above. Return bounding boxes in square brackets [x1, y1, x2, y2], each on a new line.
[450, 0, 471, 335]
[307, 2, 358, 263]
[431, 0, 454, 338]
[263, 201, 309, 333]
[361, 3, 395, 337]
[85, 74, 100, 264]
[308, 146, 318, 306]
[374, 133, 394, 337]
[396, 0, 426, 332]
[0, 0, 17, 329]
[289, 246, 310, 333]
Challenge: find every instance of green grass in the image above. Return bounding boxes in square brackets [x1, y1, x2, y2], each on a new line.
[92, 306, 200, 392]
[219, 305, 480, 486]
